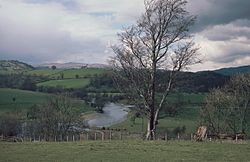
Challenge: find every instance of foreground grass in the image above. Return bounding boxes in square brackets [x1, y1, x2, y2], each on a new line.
[1, 141, 250, 162]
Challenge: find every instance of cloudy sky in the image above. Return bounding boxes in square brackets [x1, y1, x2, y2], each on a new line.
[0, 0, 250, 71]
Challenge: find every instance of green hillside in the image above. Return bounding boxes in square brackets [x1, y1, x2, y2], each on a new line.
[113, 93, 206, 134]
[0, 88, 50, 112]
[0, 88, 91, 113]
[27, 68, 109, 89]
[27, 68, 108, 79]
[37, 78, 90, 89]
[214, 65, 250, 76]
[0, 60, 34, 74]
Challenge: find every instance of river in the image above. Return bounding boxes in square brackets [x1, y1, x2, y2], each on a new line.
[87, 103, 130, 127]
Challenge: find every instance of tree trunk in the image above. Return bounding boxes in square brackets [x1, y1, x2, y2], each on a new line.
[146, 112, 156, 140]
[146, 120, 154, 140]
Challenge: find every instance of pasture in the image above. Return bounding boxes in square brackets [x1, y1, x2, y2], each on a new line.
[113, 93, 206, 134]
[0, 88, 92, 113]
[27, 68, 108, 79]
[0, 141, 249, 162]
[27, 68, 108, 89]
[37, 78, 90, 89]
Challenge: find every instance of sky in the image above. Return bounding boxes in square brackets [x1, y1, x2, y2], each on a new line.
[0, 0, 250, 71]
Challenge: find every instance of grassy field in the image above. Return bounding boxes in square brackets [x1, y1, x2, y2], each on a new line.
[27, 68, 108, 79]
[37, 78, 90, 89]
[113, 93, 206, 134]
[0, 88, 51, 112]
[1, 141, 250, 162]
[27, 68, 108, 89]
[0, 88, 92, 113]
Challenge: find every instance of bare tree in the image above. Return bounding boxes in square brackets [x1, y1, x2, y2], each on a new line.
[26, 94, 83, 139]
[201, 73, 250, 135]
[111, 0, 200, 140]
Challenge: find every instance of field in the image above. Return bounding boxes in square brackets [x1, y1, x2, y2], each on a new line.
[1, 141, 250, 162]
[26, 68, 109, 89]
[37, 78, 90, 89]
[113, 93, 205, 134]
[0, 88, 51, 112]
[27, 68, 108, 79]
[0, 88, 92, 113]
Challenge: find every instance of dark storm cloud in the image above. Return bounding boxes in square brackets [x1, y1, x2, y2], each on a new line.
[201, 20, 250, 41]
[188, 0, 250, 32]
[214, 50, 250, 64]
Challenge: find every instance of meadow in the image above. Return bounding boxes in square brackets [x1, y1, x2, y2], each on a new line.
[0, 88, 92, 113]
[37, 78, 90, 89]
[27, 68, 108, 79]
[1, 141, 250, 162]
[113, 93, 206, 134]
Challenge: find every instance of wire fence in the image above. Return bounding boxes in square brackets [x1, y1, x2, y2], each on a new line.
[1, 131, 247, 142]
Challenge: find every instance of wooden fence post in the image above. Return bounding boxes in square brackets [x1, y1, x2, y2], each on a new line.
[73, 135, 75, 142]
[109, 130, 112, 141]
[177, 133, 180, 140]
[94, 133, 97, 140]
[102, 132, 104, 141]
[165, 133, 168, 141]
[67, 136, 69, 142]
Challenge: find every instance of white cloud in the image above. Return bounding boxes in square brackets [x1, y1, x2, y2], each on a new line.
[0, 0, 144, 64]
[0, 0, 249, 71]
[192, 20, 250, 71]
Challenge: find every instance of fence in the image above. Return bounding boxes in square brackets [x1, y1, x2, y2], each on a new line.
[1, 131, 198, 142]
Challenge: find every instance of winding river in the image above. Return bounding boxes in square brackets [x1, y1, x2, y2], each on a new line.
[87, 103, 130, 127]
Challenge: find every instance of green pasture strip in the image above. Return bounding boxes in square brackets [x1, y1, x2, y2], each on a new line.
[0, 141, 249, 162]
[0, 88, 50, 112]
[37, 78, 90, 89]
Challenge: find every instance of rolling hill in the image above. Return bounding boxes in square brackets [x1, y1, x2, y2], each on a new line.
[214, 65, 250, 76]
[0, 60, 34, 74]
[36, 62, 110, 69]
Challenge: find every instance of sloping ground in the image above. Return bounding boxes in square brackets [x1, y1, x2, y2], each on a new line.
[37, 78, 90, 89]
[0, 141, 250, 162]
[0, 60, 34, 74]
[27, 68, 108, 79]
[214, 65, 250, 76]
[0, 88, 50, 112]
[28, 68, 108, 89]
[0, 88, 91, 113]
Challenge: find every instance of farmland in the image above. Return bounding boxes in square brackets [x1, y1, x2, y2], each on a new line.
[37, 78, 90, 89]
[28, 68, 108, 89]
[0, 88, 92, 113]
[27, 68, 108, 79]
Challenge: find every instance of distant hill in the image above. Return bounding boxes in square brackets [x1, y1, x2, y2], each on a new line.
[214, 65, 250, 76]
[36, 62, 110, 69]
[0, 60, 34, 73]
[174, 71, 229, 93]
